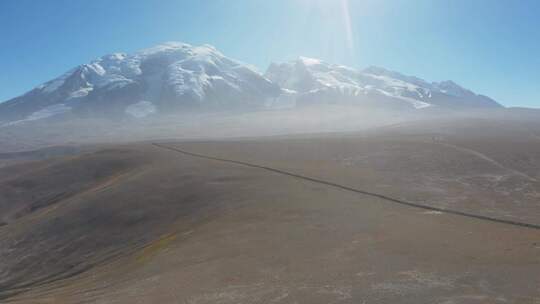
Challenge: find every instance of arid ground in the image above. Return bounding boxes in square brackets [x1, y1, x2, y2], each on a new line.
[1, 118, 539, 303]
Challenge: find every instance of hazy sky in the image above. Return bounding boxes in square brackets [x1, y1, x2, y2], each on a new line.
[1, 0, 539, 107]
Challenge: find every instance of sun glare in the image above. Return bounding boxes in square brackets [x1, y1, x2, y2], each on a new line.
[300, 0, 356, 57]
[340, 0, 355, 52]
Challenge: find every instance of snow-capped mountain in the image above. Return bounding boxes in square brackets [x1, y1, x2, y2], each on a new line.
[266, 57, 501, 110]
[0, 42, 280, 125]
[0, 43, 502, 126]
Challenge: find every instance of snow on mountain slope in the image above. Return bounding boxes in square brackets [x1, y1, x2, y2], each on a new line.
[0, 43, 502, 126]
[125, 101, 156, 118]
[266, 58, 502, 110]
[3, 104, 72, 127]
[0, 42, 280, 125]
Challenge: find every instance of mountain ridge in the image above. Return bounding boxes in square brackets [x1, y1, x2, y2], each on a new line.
[0, 42, 502, 126]
[266, 57, 501, 110]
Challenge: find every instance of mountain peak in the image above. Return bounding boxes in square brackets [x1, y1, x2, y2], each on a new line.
[0, 43, 503, 126]
[297, 56, 323, 66]
[363, 65, 393, 75]
[137, 41, 192, 54]
[0, 42, 280, 125]
[266, 58, 502, 110]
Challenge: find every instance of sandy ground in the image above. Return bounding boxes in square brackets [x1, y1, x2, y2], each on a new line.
[0, 132, 539, 303]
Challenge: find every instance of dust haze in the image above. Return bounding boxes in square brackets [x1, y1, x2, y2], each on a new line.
[1, 104, 540, 303]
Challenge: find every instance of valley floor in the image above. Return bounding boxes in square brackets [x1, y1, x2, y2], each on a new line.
[0, 133, 539, 303]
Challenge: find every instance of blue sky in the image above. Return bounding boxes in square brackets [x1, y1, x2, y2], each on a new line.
[1, 0, 539, 107]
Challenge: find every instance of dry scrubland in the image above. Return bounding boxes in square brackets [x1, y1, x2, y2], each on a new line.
[0, 115, 539, 303]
